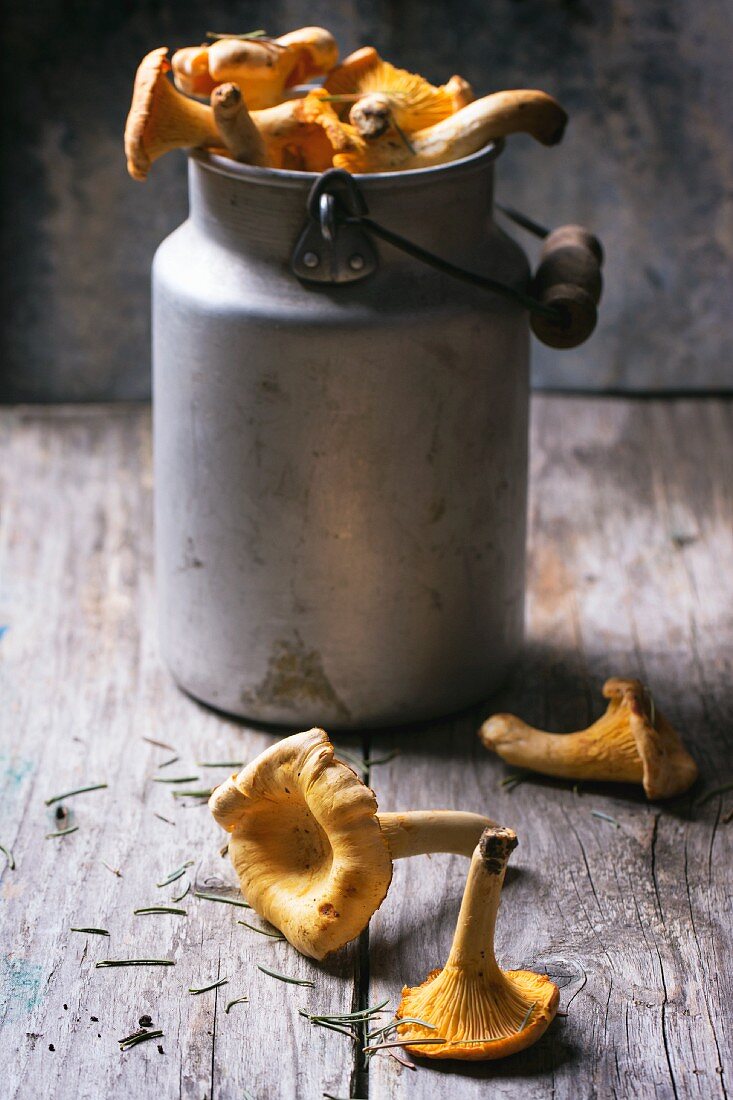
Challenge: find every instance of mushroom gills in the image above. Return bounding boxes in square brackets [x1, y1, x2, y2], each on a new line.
[396, 826, 559, 1060]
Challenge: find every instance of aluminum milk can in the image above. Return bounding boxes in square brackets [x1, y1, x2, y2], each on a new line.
[153, 145, 557, 728]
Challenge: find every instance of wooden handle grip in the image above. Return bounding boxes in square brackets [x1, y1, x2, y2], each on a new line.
[530, 225, 604, 349]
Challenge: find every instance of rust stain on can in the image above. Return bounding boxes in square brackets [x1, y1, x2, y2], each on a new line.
[241, 634, 351, 720]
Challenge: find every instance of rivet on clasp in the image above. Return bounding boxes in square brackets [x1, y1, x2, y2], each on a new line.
[291, 169, 378, 285]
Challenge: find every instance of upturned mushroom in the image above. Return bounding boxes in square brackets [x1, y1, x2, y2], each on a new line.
[329, 89, 567, 173]
[323, 46, 381, 95]
[211, 83, 269, 166]
[124, 47, 221, 180]
[479, 678, 698, 800]
[248, 89, 353, 171]
[209, 728, 495, 959]
[322, 47, 473, 139]
[395, 826, 559, 1060]
[172, 27, 339, 110]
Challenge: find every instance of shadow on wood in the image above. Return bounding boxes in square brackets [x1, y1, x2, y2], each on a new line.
[402, 1029, 581, 1082]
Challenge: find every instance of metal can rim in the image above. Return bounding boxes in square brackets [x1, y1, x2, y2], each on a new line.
[189, 139, 503, 192]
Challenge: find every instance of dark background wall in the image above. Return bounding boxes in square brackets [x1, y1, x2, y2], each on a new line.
[2, 0, 732, 400]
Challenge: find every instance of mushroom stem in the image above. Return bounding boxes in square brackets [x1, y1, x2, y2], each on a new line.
[445, 827, 517, 970]
[480, 716, 644, 784]
[395, 826, 559, 1059]
[377, 811, 496, 859]
[334, 89, 567, 173]
[211, 83, 269, 165]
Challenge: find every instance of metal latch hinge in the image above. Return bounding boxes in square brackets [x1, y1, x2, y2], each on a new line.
[291, 169, 378, 285]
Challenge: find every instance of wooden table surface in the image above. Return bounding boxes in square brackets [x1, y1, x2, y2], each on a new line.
[1, 397, 731, 1100]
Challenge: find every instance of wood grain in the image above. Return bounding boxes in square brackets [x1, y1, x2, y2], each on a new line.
[367, 396, 733, 1099]
[0, 407, 361, 1100]
[1, 397, 731, 1099]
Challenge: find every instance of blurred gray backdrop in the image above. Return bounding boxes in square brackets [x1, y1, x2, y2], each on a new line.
[2, 0, 732, 400]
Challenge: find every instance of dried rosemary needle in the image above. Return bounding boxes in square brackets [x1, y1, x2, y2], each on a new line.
[44, 783, 108, 806]
[189, 977, 229, 995]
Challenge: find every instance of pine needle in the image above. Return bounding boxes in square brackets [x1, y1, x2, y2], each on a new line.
[96, 959, 174, 968]
[119, 1028, 164, 1050]
[238, 920, 285, 939]
[156, 755, 180, 769]
[156, 860, 194, 887]
[45, 783, 107, 806]
[153, 776, 200, 785]
[303, 999, 389, 1023]
[134, 907, 187, 916]
[591, 810, 620, 827]
[362, 1038, 447, 1052]
[189, 977, 229, 995]
[142, 736, 177, 751]
[197, 761, 243, 769]
[257, 964, 314, 987]
[153, 813, 176, 826]
[172, 881, 191, 903]
[194, 891, 250, 908]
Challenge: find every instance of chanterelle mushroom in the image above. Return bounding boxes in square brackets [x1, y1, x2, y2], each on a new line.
[253, 89, 347, 171]
[479, 678, 698, 800]
[172, 27, 338, 110]
[209, 728, 495, 959]
[329, 89, 567, 173]
[124, 47, 220, 180]
[395, 826, 559, 1060]
[322, 47, 473, 139]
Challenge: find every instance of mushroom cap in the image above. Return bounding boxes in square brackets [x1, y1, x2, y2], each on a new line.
[209, 729, 393, 959]
[323, 46, 381, 95]
[300, 89, 360, 154]
[124, 46, 220, 180]
[171, 45, 217, 98]
[603, 678, 699, 799]
[206, 28, 338, 108]
[445, 73, 474, 111]
[276, 26, 339, 84]
[397, 966, 559, 1060]
[124, 47, 170, 181]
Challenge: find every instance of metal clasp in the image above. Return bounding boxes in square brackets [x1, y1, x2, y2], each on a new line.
[291, 169, 378, 285]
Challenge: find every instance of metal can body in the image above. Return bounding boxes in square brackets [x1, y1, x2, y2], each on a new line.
[153, 146, 530, 728]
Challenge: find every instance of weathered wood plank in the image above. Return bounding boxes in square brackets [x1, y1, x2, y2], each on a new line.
[0, 406, 360, 1100]
[367, 396, 732, 1099]
[2, 398, 731, 1099]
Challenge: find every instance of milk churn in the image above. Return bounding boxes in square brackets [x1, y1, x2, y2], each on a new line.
[152, 143, 602, 729]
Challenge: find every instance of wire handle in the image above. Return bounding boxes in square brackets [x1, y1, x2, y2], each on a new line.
[293, 169, 604, 350]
